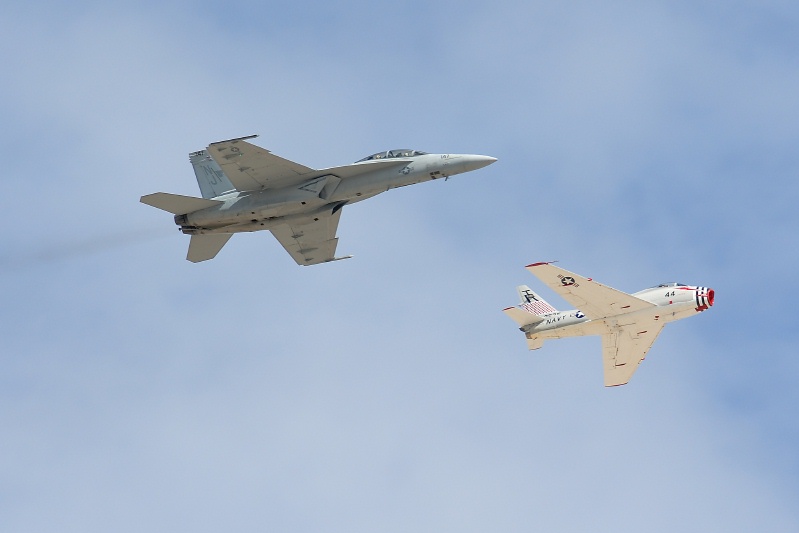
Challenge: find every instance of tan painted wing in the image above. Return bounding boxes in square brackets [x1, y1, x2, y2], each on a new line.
[601, 320, 665, 386]
[525, 263, 654, 320]
[270, 208, 344, 266]
[207, 136, 314, 191]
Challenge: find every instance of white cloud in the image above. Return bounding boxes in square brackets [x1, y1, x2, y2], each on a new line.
[0, 1, 797, 532]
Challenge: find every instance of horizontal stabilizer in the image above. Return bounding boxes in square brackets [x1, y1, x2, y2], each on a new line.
[503, 306, 545, 327]
[187, 234, 233, 263]
[141, 192, 222, 215]
[526, 337, 544, 350]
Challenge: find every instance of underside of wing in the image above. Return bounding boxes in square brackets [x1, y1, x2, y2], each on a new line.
[270, 206, 345, 266]
[601, 319, 666, 386]
[207, 136, 314, 191]
[526, 263, 654, 320]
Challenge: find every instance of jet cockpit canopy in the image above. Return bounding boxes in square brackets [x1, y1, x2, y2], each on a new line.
[633, 282, 688, 295]
[356, 149, 428, 162]
[654, 282, 688, 288]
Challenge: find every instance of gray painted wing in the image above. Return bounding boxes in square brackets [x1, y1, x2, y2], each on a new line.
[207, 136, 413, 192]
[207, 137, 314, 191]
[601, 319, 665, 386]
[526, 263, 654, 320]
[270, 208, 344, 265]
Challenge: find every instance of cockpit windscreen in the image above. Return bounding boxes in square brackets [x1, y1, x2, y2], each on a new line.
[356, 149, 427, 162]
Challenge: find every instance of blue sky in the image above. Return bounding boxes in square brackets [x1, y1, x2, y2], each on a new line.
[1, 1, 798, 531]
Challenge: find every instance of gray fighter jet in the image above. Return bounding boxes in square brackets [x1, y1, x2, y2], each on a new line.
[141, 135, 496, 264]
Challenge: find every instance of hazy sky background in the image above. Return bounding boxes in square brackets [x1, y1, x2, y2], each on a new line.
[1, 1, 798, 531]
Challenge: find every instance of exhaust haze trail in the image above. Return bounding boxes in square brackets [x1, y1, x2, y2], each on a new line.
[0, 227, 170, 271]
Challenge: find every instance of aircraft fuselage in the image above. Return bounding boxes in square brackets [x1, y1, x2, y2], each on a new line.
[520, 285, 714, 338]
[176, 153, 494, 235]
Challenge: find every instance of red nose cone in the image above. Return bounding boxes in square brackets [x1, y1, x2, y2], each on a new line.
[707, 288, 715, 307]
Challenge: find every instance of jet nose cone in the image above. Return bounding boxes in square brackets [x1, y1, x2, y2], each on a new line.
[475, 155, 498, 169]
[461, 155, 498, 173]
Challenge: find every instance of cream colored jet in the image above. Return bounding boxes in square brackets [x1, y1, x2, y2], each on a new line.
[504, 262, 715, 386]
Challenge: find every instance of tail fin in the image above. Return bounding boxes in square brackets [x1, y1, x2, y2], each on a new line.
[504, 286, 559, 352]
[516, 285, 558, 315]
[190, 150, 236, 199]
[503, 285, 559, 328]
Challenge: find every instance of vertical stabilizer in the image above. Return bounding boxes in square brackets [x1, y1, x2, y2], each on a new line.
[190, 150, 236, 199]
[516, 285, 558, 315]
[503, 285, 560, 328]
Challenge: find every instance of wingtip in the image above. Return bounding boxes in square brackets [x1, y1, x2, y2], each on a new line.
[320, 255, 353, 264]
[525, 261, 556, 268]
[208, 134, 259, 145]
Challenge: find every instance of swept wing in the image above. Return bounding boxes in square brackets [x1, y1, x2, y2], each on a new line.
[525, 262, 654, 320]
[270, 207, 346, 265]
[207, 135, 411, 192]
[208, 136, 314, 191]
[601, 319, 666, 386]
